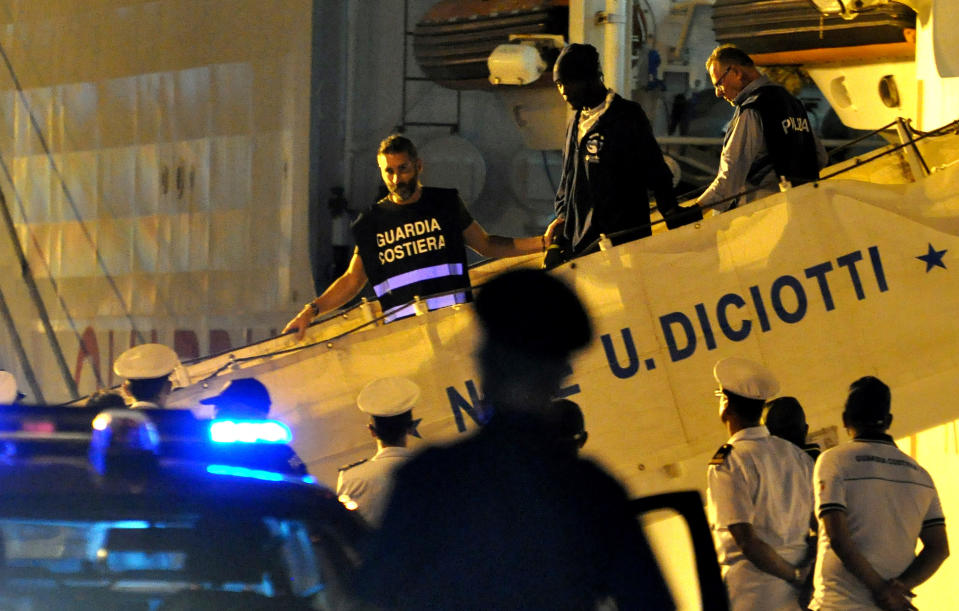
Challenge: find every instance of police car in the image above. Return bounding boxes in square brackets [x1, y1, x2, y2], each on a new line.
[0, 404, 366, 610]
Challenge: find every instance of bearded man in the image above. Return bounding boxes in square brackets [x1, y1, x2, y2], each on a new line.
[284, 134, 547, 336]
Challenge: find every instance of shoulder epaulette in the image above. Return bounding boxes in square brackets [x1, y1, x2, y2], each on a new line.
[709, 443, 734, 466]
[338, 458, 368, 472]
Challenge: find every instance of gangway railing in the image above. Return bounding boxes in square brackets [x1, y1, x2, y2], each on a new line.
[171, 116, 959, 390]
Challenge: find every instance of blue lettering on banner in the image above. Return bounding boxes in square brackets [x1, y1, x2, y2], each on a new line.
[770, 275, 807, 323]
[556, 363, 582, 398]
[650, 246, 889, 364]
[804, 262, 835, 310]
[717, 293, 751, 341]
[869, 246, 889, 289]
[601, 330, 663, 378]
[748, 285, 772, 331]
[660, 312, 697, 363]
[446, 381, 484, 432]
[837, 251, 866, 299]
[601, 329, 639, 379]
[447, 370, 581, 431]
[695, 303, 717, 350]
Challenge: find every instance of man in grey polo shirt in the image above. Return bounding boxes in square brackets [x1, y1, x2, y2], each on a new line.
[811, 376, 949, 610]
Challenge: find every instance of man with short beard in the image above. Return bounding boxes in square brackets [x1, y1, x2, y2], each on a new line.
[284, 134, 548, 337]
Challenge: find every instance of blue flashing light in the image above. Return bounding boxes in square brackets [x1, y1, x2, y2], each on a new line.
[111, 521, 151, 529]
[208, 419, 292, 444]
[206, 465, 317, 486]
[206, 464, 286, 482]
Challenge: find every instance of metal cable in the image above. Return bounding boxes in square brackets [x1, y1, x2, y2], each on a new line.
[0, 37, 144, 347]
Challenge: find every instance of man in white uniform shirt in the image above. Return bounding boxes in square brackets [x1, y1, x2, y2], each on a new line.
[113, 343, 180, 409]
[811, 376, 948, 611]
[336, 376, 420, 527]
[706, 357, 815, 610]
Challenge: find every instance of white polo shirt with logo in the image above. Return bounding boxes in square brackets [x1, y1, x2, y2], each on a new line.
[810, 436, 945, 609]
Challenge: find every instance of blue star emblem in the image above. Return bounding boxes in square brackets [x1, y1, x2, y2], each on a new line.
[916, 243, 947, 272]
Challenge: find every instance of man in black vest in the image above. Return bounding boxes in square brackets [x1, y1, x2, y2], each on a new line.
[546, 43, 698, 258]
[695, 45, 826, 212]
[283, 134, 547, 338]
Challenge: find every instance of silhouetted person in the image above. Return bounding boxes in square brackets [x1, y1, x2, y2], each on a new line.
[358, 269, 674, 610]
[85, 388, 128, 410]
[199, 377, 272, 419]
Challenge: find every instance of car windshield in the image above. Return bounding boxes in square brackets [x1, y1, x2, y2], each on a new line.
[0, 513, 344, 610]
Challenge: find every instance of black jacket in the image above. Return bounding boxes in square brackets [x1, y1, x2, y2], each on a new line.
[554, 93, 696, 255]
[740, 84, 820, 187]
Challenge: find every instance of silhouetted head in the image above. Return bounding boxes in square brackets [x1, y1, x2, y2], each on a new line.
[843, 376, 892, 435]
[85, 389, 128, 410]
[200, 378, 272, 419]
[475, 269, 592, 411]
[553, 43, 607, 110]
[763, 396, 808, 448]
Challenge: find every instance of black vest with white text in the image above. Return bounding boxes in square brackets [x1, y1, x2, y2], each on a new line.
[352, 187, 471, 322]
[739, 84, 820, 187]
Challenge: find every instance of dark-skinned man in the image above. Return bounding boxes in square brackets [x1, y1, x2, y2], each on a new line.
[283, 134, 547, 337]
[545, 43, 698, 259]
[707, 357, 815, 610]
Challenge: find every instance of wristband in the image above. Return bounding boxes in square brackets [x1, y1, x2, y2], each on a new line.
[306, 301, 320, 317]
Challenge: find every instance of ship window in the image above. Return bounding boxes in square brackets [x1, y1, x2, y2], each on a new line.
[879, 75, 901, 108]
[829, 76, 853, 109]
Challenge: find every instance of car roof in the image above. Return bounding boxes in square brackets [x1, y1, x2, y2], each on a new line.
[0, 404, 337, 520]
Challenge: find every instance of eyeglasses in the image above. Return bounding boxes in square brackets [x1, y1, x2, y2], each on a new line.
[714, 388, 726, 398]
[712, 66, 732, 90]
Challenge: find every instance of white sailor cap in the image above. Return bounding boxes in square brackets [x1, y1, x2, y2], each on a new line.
[0, 371, 24, 404]
[713, 357, 780, 400]
[113, 343, 180, 381]
[356, 377, 420, 417]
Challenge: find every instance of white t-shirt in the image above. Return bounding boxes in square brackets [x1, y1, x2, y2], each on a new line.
[810, 436, 945, 610]
[577, 88, 616, 143]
